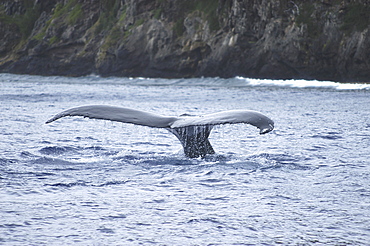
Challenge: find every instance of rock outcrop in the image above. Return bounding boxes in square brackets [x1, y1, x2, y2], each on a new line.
[1, 0, 370, 82]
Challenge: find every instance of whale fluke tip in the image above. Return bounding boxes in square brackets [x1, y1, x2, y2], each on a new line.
[259, 123, 274, 134]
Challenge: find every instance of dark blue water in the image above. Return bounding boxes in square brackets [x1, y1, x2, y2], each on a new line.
[1, 74, 370, 245]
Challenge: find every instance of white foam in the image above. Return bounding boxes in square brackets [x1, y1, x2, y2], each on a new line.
[236, 77, 370, 90]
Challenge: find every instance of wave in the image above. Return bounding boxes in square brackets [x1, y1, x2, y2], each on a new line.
[46, 180, 128, 188]
[235, 77, 370, 90]
[241, 152, 313, 171]
[0, 158, 18, 165]
[39, 146, 78, 155]
[32, 157, 75, 165]
[3, 73, 369, 90]
[129, 76, 370, 90]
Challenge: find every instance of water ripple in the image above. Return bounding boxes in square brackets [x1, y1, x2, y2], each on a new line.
[1, 74, 369, 245]
[39, 146, 78, 155]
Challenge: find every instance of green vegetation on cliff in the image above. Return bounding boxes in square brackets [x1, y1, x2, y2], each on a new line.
[296, 3, 320, 38]
[32, 0, 83, 43]
[0, 1, 40, 40]
[94, 0, 122, 35]
[187, 0, 220, 31]
[341, 4, 370, 33]
[170, 0, 220, 37]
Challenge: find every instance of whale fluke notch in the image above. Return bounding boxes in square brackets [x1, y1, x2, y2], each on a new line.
[46, 105, 274, 158]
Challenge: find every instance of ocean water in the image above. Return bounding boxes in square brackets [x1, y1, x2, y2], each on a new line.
[1, 73, 369, 245]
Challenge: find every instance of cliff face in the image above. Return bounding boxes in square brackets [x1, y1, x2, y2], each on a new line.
[1, 0, 370, 82]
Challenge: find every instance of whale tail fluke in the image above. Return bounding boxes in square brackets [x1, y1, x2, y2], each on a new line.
[46, 105, 274, 158]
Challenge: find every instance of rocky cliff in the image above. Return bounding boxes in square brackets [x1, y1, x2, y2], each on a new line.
[1, 0, 370, 82]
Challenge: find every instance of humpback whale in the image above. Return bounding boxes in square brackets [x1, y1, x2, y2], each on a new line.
[46, 105, 274, 158]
